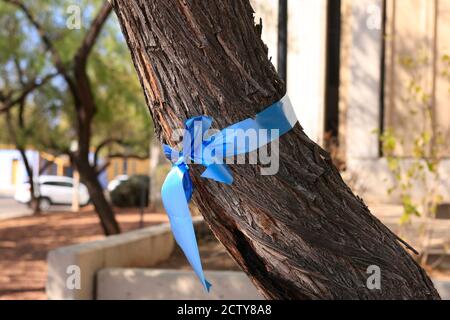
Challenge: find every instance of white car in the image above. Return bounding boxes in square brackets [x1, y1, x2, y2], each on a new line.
[107, 175, 129, 192]
[14, 175, 90, 211]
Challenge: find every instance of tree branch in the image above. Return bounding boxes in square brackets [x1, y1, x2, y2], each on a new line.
[74, 1, 113, 70]
[3, 0, 79, 100]
[93, 138, 124, 168]
[39, 158, 56, 175]
[0, 72, 57, 113]
[72, 1, 113, 128]
[95, 161, 110, 176]
[4, 0, 67, 74]
[13, 57, 26, 86]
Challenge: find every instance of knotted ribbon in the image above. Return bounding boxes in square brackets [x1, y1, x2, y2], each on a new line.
[161, 95, 297, 292]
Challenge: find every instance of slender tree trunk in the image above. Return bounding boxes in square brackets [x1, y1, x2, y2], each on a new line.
[73, 156, 120, 236]
[71, 95, 121, 235]
[17, 147, 40, 214]
[68, 2, 120, 236]
[112, 0, 440, 299]
[5, 111, 40, 214]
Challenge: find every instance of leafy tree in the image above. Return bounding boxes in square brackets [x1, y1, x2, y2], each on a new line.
[0, 4, 57, 213]
[1, 0, 151, 234]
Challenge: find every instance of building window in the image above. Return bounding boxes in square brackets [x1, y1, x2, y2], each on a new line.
[324, 0, 342, 149]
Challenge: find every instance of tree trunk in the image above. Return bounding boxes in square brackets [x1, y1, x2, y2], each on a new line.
[70, 99, 121, 236]
[5, 111, 40, 214]
[69, 1, 120, 236]
[74, 157, 121, 235]
[17, 147, 40, 215]
[112, 0, 440, 299]
[71, 92, 121, 235]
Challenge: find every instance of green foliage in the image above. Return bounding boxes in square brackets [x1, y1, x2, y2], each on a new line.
[380, 52, 446, 224]
[0, 1, 151, 159]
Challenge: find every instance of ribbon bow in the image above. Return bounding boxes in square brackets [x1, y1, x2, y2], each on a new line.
[161, 95, 297, 292]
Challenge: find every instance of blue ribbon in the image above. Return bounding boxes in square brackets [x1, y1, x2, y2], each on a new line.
[161, 95, 297, 292]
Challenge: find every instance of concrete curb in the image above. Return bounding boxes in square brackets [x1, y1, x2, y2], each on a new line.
[96, 268, 263, 300]
[46, 219, 184, 299]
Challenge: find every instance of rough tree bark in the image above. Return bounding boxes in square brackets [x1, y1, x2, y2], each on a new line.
[112, 0, 440, 299]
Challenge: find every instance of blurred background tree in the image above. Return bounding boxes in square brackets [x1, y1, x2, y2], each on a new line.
[0, 0, 152, 233]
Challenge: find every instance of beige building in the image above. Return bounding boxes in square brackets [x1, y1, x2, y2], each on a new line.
[252, 0, 450, 203]
[106, 156, 150, 182]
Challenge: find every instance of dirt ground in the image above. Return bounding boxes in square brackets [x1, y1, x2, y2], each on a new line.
[2, 203, 448, 300]
[0, 206, 169, 300]
[155, 225, 240, 272]
[0, 206, 239, 300]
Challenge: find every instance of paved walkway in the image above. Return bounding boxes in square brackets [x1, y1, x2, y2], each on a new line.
[0, 196, 32, 221]
[1, 202, 449, 300]
[370, 204, 450, 255]
[0, 207, 168, 300]
[0, 191, 75, 221]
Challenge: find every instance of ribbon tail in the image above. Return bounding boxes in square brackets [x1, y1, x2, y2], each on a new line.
[201, 164, 233, 185]
[161, 166, 211, 292]
[204, 280, 212, 292]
